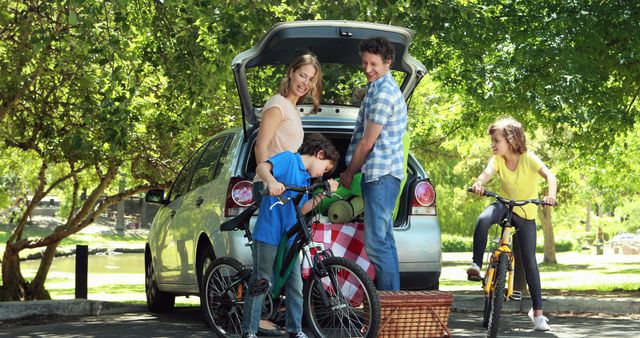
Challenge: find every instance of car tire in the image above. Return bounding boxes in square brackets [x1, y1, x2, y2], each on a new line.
[197, 245, 215, 289]
[145, 250, 176, 313]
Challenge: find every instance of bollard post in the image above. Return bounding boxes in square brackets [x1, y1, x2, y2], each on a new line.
[75, 244, 88, 299]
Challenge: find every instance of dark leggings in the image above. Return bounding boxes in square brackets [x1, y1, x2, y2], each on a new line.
[472, 202, 543, 310]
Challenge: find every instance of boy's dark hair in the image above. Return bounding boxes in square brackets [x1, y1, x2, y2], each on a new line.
[298, 133, 341, 172]
[359, 37, 395, 63]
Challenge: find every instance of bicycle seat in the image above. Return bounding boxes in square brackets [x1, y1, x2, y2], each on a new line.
[220, 204, 258, 232]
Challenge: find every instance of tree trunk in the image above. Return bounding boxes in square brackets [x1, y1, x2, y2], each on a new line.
[26, 242, 60, 300]
[539, 204, 557, 264]
[0, 245, 26, 301]
[585, 203, 592, 232]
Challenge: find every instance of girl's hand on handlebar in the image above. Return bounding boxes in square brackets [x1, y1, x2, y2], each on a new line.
[543, 196, 557, 206]
[471, 182, 485, 196]
[266, 179, 285, 196]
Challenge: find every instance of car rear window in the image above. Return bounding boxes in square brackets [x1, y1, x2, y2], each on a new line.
[244, 131, 352, 179]
[246, 64, 406, 108]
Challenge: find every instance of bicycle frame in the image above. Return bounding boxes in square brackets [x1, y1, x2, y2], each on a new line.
[476, 189, 548, 302]
[238, 181, 337, 306]
[483, 221, 516, 300]
[207, 180, 382, 338]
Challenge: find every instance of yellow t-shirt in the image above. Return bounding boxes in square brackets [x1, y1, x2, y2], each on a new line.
[493, 152, 543, 220]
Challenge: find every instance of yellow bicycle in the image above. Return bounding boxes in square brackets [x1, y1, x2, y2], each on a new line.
[468, 188, 551, 338]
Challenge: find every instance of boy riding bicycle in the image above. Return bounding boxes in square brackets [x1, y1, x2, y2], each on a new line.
[468, 117, 557, 331]
[242, 133, 340, 338]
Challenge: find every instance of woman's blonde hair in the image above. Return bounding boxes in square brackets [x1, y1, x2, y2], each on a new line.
[279, 53, 322, 113]
[488, 117, 528, 154]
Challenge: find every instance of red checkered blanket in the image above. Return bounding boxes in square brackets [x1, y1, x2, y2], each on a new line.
[301, 222, 376, 306]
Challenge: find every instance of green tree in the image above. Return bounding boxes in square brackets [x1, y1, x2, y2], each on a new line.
[0, 0, 234, 300]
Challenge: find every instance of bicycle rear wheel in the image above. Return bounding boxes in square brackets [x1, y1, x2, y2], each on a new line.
[200, 257, 246, 337]
[303, 256, 380, 338]
[487, 253, 508, 338]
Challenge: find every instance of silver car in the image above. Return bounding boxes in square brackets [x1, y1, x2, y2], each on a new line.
[144, 20, 441, 313]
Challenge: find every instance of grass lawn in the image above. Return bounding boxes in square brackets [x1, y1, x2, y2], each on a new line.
[3, 217, 639, 303]
[441, 251, 640, 296]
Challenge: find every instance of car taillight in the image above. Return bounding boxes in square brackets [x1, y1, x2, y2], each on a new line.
[411, 180, 436, 215]
[225, 178, 254, 217]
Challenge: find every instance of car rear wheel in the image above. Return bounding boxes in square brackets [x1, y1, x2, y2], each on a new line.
[197, 245, 215, 289]
[145, 251, 176, 313]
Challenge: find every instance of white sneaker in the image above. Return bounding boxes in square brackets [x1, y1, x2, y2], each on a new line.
[528, 308, 551, 331]
[466, 262, 481, 281]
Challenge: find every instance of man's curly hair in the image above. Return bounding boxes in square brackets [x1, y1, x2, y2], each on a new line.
[359, 37, 395, 63]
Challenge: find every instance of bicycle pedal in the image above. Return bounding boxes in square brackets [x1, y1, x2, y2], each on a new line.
[510, 291, 522, 301]
[467, 274, 483, 282]
[237, 268, 252, 281]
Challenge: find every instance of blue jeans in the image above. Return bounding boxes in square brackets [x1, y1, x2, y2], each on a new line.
[242, 240, 303, 334]
[361, 174, 401, 291]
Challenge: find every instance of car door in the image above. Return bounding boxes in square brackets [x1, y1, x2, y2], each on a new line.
[173, 135, 233, 285]
[153, 144, 206, 285]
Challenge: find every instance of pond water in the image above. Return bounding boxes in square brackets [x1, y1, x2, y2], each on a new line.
[21, 252, 144, 275]
[20, 252, 149, 301]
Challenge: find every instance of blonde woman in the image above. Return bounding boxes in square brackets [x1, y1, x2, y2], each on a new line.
[251, 53, 322, 337]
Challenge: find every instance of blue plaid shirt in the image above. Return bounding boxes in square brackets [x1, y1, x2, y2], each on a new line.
[346, 72, 407, 182]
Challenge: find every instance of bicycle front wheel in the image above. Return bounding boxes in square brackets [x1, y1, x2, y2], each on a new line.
[487, 253, 509, 338]
[200, 257, 246, 337]
[482, 290, 491, 328]
[303, 256, 380, 338]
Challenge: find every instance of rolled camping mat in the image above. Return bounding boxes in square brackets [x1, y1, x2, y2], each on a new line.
[328, 199, 353, 224]
[349, 195, 364, 218]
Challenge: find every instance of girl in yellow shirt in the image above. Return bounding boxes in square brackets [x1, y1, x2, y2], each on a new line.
[468, 117, 557, 331]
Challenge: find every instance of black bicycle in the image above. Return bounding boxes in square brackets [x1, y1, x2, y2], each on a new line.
[468, 188, 552, 338]
[201, 180, 381, 337]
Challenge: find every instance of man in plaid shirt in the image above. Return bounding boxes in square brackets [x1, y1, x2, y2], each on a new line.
[340, 37, 407, 291]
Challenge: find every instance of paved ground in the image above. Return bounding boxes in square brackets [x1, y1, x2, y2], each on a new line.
[1, 306, 639, 337]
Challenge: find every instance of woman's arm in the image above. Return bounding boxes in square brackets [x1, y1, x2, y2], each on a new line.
[471, 157, 496, 195]
[538, 164, 557, 205]
[254, 107, 283, 164]
[256, 161, 284, 196]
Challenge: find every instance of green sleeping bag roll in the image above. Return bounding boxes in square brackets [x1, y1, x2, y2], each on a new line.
[327, 199, 353, 223]
[315, 172, 363, 214]
[350, 195, 364, 218]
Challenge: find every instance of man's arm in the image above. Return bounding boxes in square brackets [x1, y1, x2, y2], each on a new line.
[340, 121, 384, 188]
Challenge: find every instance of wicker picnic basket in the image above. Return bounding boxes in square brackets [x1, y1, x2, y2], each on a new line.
[377, 290, 453, 337]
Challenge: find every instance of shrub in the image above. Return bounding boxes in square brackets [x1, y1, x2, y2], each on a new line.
[536, 239, 576, 253]
[442, 234, 473, 252]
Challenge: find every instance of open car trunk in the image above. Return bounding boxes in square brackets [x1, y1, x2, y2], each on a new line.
[243, 130, 414, 226]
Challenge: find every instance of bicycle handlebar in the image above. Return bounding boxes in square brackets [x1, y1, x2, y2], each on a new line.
[466, 187, 555, 207]
[268, 180, 332, 210]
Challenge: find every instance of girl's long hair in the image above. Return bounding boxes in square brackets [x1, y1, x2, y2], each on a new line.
[489, 117, 528, 154]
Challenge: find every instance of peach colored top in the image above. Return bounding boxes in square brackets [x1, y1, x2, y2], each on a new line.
[261, 94, 304, 158]
[254, 94, 303, 182]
